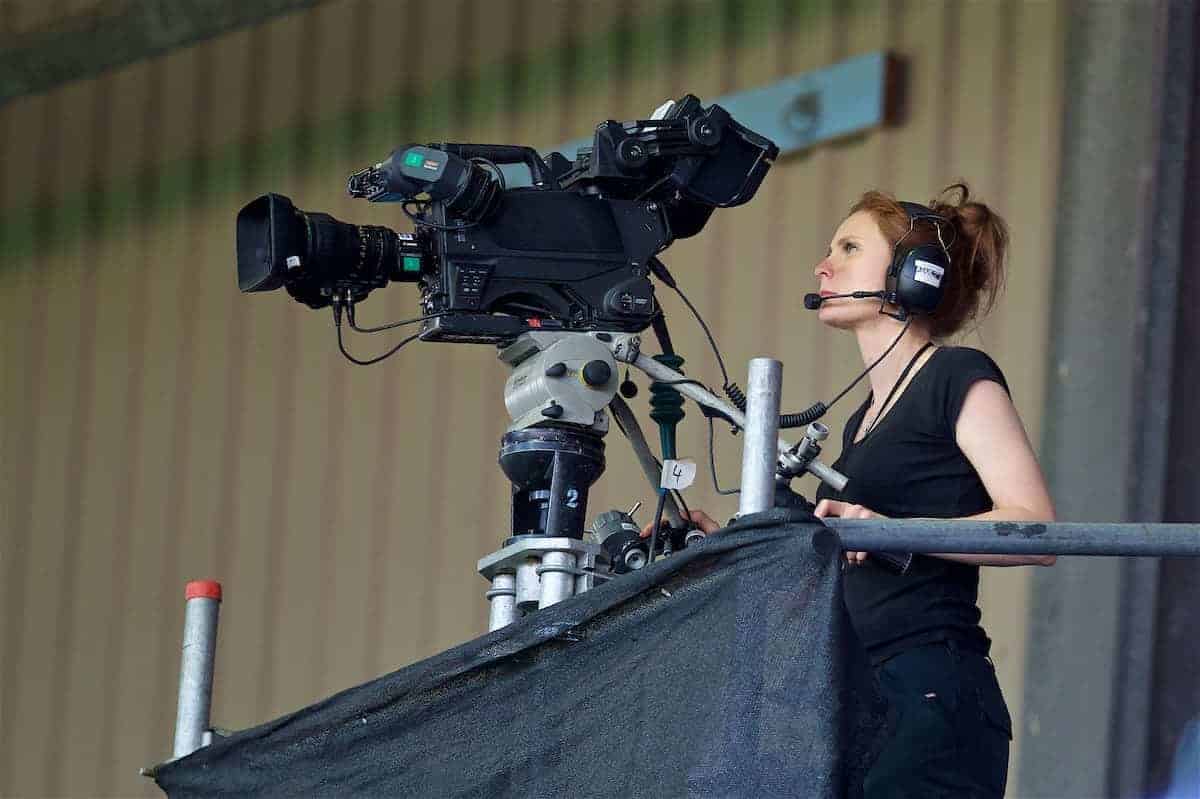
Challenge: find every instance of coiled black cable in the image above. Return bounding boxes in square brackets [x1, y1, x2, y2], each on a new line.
[653, 257, 829, 429]
[654, 257, 910, 429]
[720, 380, 828, 428]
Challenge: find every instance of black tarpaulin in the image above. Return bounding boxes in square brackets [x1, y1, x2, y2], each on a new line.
[154, 518, 884, 798]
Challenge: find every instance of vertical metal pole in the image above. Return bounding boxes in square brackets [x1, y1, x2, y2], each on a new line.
[486, 573, 518, 631]
[172, 580, 222, 759]
[537, 551, 577, 609]
[738, 358, 782, 517]
[575, 548, 598, 595]
[515, 557, 541, 613]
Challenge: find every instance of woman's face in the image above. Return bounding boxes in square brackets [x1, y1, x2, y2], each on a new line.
[811, 210, 895, 329]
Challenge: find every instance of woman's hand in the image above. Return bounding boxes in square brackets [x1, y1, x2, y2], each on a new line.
[813, 499, 886, 566]
[640, 509, 722, 539]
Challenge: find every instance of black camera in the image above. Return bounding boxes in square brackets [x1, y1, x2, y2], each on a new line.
[235, 95, 778, 344]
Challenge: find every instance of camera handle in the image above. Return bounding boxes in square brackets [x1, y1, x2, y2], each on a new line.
[436, 143, 554, 186]
[613, 338, 848, 494]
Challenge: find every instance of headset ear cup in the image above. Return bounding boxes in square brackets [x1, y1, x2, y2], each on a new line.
[885, 250, 903, 305]
[893, 243, 948, 314]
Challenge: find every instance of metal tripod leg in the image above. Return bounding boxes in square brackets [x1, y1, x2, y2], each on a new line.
[478, 538, 603, 631]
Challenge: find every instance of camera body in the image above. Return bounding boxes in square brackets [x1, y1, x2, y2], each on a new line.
[236, 95, 778, 345]
[414, 191, 670, 343]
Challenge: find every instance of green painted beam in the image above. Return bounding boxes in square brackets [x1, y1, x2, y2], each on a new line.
[0, 0, 865, 265]
[0, 0, 327, 106]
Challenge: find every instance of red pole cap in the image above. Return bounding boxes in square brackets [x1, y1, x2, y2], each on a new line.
[185, 580, 223, 601]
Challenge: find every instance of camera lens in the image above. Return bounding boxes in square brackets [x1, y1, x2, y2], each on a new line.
[236, 193, 302, 292]
[236, 194, 418, 307]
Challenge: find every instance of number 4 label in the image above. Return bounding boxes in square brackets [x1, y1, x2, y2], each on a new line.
[660, 459, 697, 490]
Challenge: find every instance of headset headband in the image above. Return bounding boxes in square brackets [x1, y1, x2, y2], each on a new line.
[897, 200, 955, 251]
[899, 201, 940, 222]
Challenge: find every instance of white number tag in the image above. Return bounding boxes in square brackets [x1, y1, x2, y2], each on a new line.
[660, 459, 697, 490]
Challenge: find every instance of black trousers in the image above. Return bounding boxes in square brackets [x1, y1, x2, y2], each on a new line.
[864, 640, 1013, 799]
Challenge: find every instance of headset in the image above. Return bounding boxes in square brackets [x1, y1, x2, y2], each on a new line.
[884, 201, 955, 321]
[804, 200, 955, 321]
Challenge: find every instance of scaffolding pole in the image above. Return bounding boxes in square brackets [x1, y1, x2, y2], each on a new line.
[820, 518, 1200, 557]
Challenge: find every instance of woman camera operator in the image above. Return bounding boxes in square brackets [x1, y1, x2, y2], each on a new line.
[656, 184, 1056, 798]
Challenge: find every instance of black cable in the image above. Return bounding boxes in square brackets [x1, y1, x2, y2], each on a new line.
[609, 396, 690, 525]
[823, 318, 912, 411]
[669, 270, 914, 427]
[667, 280, 818, 426]
[336, 320, 422, 366]
[646, 488, 668, 566]
[669, 283, 730, 387]
[469, 157, 506, 191]
[401, 200, 481, 231]
[651, 376, 737, 426]
[348, 309, 446, 334]
[767, 318, 911, 427]
[861, 338, 930, 438]
[672, 488, 691, 520]
[665, 239, 915, 427]
[707, 416, 740, 495]
[650, 312, 676, 356]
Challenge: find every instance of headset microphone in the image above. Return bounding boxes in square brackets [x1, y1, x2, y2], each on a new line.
[803, 290, 887, 310]
[806, 201, 954, 318]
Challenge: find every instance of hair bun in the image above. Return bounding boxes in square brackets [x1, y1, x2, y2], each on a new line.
[929, 182, 1007, 337]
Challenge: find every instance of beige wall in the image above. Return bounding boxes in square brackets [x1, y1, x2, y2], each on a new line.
[0, 1, 1065, 795]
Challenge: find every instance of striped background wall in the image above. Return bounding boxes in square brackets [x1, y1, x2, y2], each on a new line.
[0, 1, 1065, 795]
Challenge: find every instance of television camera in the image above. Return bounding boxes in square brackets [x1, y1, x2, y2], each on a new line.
[237, 94, 775, 343]
[235, 95, 845, 628]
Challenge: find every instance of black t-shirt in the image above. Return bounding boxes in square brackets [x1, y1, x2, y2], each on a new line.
[814, 346, 1009, 664]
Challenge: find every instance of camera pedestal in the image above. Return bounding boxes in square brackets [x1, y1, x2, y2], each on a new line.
[478, 332, 623, 630]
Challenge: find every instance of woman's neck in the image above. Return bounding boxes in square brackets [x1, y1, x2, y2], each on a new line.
[854, 317, 935, 401]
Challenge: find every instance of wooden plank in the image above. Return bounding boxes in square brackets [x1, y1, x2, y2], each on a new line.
[352, 0, 441, 680]
[192, 19, 279, 747]
[357, 0, 463, 675]
[799, 0, 888, 480]
[301, 0, 382, 702]
[412, 0, 514, 657]
[0, 89, 55, 798]
[0, 89, 46, 214]
[5, 134, 87, 799]
[694, 0, 789, 520]
[252, 7, 338, 722]
[43, 71, 118, 796]
[752, 0, 844, 500]
[979, 0, 1067, 785]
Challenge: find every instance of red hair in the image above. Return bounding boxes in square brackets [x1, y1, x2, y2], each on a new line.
[849, 183, 1008, 339]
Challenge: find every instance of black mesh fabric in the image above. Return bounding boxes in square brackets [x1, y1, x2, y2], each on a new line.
[153, 518, 884, 798]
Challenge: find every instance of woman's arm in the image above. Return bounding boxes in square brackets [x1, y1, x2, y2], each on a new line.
[815, 378, 1057, 567]
[936, 378, 1057, 566]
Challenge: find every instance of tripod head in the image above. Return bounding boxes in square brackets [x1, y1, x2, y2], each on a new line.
[499, 331, 619, 435]
[496, 332, 622, 541]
